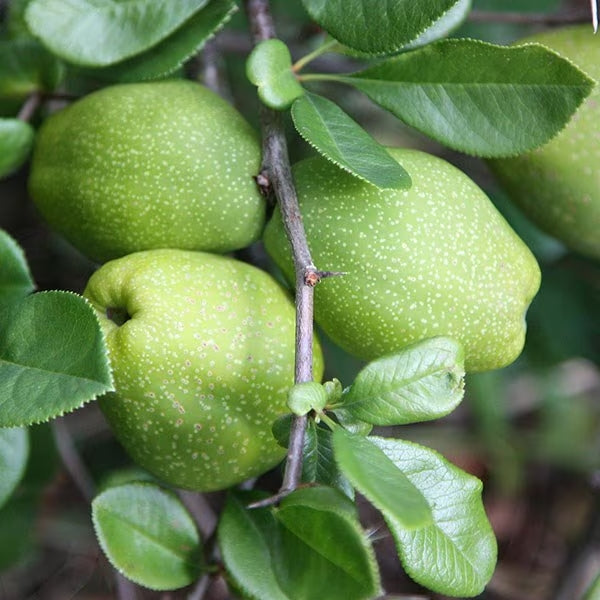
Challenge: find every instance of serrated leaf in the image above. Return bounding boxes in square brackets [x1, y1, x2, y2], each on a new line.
[333, 429, 432, 530]
[25, 0, 211, 67]
[331, 407, 373, 436]
[219, 489, 380, 600]
[339, 38, 595, 157]
[0, 427, 29, 509]
[0, 229, 35, 305]
[246, 39, 304, 109]
[0, 39, 63, 99]
[291, 93, 411, 189]
[273, 487, 380, 600]
[219, 493, 292, 600]
[301, 0, 461, 56]
[371, 437, 497, 597]
[92, 482, 203, 590]
[303, 421, 354, 498]
[287, 381, 328, 416]
[87, 0, 237, 83]
[0, 291, 114, 427]
[0, 119, 34, 178]
[272, 416, 353, 497]
[342, 337, 465, 425]
[404, 0, 471, 50]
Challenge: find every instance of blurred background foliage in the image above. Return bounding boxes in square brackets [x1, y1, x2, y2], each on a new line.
[1, 0, 599, 598]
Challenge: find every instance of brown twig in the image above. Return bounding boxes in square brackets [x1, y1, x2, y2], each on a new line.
[17, 92, 42, 122]
[244, 0, 319, 501]
[50, 417, 140, 600]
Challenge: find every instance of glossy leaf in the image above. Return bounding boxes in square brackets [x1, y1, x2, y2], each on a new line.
[274, 487, 380, 600]
[88, 0, 237, 83]
[300, 0, 460, 55]
[25, 0, 211, 67]
[302, 421, 354, 497]
[0, 119, 34, 178]
[0, 229, 35, 305]
[246, 39, 304, 109]
[342, 337, 465, 425]
[0, 291, 114, 427]
[0, 427, 29, 509]
[404, 0, 471, 49]
[341, 39, 594, 157]
[287, 381, 328, 416]
[333, 429, 432, 530]
[372, 437, 497, 597]
[291, 93, 411, 189]
[272, 416, 353, 497]
[0, 39, 63, 99]
[92, 482, 203, 590]
[219, 489, 380, 600]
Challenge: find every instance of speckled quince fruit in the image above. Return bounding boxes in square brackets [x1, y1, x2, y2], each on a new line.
[489, 25, 600, 260]
[28, 80, 265, 263]
[84, 249, 324, 492]
[263, 149, 541, 372]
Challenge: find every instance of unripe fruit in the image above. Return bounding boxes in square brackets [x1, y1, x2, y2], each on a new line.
[264, 150, 541, 372]
[489, 25, 600, 260]
[29, 80, 265, 263]
[84, 249, 324, 492]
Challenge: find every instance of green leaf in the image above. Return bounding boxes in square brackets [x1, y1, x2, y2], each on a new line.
[219, 493, 291, 600]
[287, 381, 328, 416]
[303, 421, 354, 498]
[0, 119, 34, 178]
[371, 437, 497, 597]
[92, 482, 203, 590]
[246, 39, 304, 110]
[331, 407, 373, 436]
[0, 291, 114, 427]
[272, 416, 353, 497]
[0, 229, 35, 305]
[87, 0, 237, 83]
[273, 487, 381, 600]
[333, 429, 432, 530]
[219, 489, 380, 600]
[404, 0, 471, 50]
[340, 38, 595, 157]
[25, 0, 211, 67]
[342, 337, 465, 425]
[0, 427, 29, 509]
[291, 93, 411, 189]
[300, 0, 461, 56]
[0, 39, 63, 99]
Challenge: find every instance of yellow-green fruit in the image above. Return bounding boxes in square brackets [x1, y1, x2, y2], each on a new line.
[84, 249, 324, 492]
[489, 25, 600, 260]
[29, 80, 265, 263]
[264, 150, 541, 372]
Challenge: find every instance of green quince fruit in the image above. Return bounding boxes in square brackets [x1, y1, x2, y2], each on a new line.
[29, 80, 265, 263]
[263, 149, 541, 372]
[489, 25, 600, 260]
[84, 249, 324, 491]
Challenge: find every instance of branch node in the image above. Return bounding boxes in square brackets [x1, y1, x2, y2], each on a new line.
[254, 170, 271, 196]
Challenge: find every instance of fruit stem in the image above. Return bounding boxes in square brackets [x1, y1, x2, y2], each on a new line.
[245, 0, 321, 498]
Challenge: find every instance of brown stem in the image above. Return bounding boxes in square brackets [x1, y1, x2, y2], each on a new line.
[244, 0, 319, 499]
[50, 418, 140, 600]
[17, 92, 42, 122]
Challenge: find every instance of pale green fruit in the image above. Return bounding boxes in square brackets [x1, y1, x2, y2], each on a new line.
[29, 80, 265, 263]
[84, 249, 324, 492]
[264, 150, 541, 372]
[489, 25, 600, 260]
